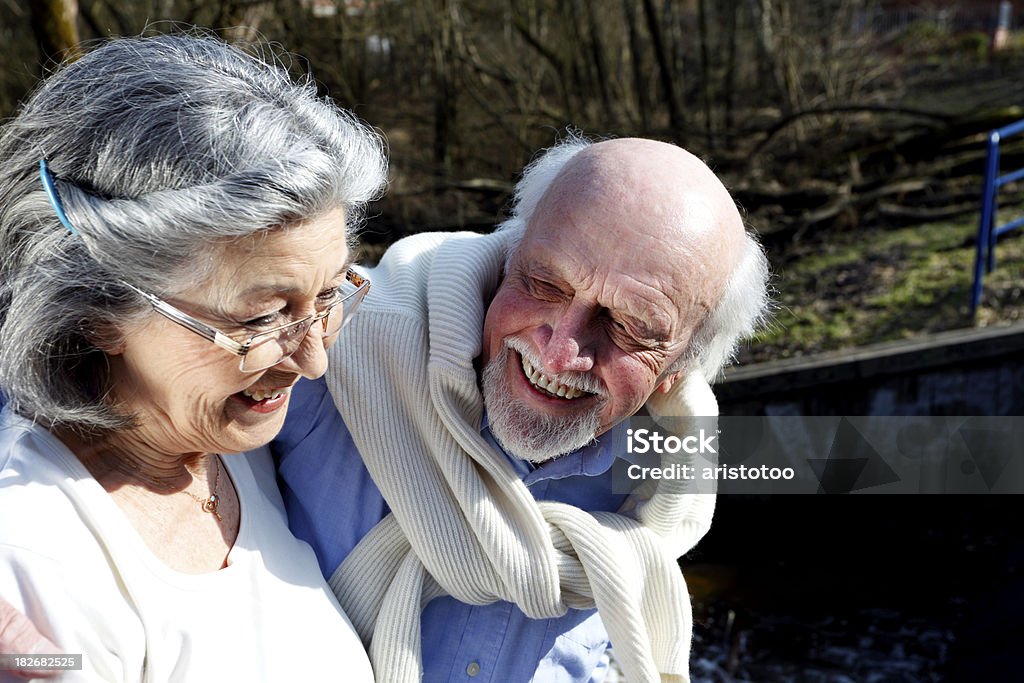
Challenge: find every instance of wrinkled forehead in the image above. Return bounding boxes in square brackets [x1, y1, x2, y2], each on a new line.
[527, 156, 740, 277]
[180, 208, 352, 302]
[536, 141, 739, 232]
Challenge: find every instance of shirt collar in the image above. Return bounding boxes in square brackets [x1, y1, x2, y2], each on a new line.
[481, 412, 625, 485]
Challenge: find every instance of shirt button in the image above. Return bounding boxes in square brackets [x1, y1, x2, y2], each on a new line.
[466, 661, 481, 677]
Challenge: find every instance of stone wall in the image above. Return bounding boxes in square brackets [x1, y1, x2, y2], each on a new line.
[716, 323, 1024, 417]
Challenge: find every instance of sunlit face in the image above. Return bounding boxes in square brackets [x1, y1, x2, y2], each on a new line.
[480, 192, 721, 463]
[105, 207, 351, 457]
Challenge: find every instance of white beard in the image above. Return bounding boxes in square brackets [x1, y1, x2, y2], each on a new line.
[481, 343, 603, 463]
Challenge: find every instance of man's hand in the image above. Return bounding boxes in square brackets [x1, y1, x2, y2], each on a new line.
[0, 597, 61, 679]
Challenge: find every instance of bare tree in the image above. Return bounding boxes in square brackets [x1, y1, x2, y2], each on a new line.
[641, 0, 686, 139]
[698, 0, 714, 148]
[215, 0, 272, 43]
[30, 0, 81, 66]
[432, 0, 459, 177]
[622, 0, 651, 130]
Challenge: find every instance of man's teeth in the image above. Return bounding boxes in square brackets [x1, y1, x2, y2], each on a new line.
[242, 388, 286, 402]
[520, 355, 584, 399]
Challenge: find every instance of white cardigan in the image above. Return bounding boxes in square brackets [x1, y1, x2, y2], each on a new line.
[327, 230, 717, 683]
[0, 410, 373, 683]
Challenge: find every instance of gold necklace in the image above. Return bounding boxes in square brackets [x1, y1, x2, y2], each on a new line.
[113, 454, 225, 522]
[178, 455, 224, 521]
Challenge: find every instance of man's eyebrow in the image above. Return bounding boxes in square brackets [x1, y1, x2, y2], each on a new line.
[524, 259, 672, 339]
[529, 262, 559, 277]
[520, 261, 570, 288]
[617, 311, 671, 342]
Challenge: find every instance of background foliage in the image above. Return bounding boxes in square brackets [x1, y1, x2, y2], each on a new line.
[4, 0, 1024, 357]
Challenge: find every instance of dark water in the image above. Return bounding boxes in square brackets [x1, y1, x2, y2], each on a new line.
[685, 496, 1024, 682]
[691, 605, 954, 682]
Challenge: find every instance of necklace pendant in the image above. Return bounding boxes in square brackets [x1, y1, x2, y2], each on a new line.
[202, 494, 219, 514]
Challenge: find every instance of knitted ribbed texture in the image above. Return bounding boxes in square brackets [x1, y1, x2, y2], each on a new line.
[326, 231, 716, 683]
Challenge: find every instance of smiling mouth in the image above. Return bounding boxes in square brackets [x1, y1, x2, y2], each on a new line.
[231, 385, 292, 413]
[519, 353, 592, 400]
[241, 387, 288, 402]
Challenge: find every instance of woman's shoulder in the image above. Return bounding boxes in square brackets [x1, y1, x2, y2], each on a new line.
[0, 415, 145, 679]
[1, 409, 84, 486]
[0, 411, 104, 562]
[0, 407, 77, 464]
[1, 411, 69, 495]
[0, 408, 40, 470]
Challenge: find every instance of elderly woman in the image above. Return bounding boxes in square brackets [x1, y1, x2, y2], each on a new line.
[0, 34, 385, 680]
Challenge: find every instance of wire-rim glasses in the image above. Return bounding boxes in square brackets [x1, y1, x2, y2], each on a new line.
[122, 269, 370, 373]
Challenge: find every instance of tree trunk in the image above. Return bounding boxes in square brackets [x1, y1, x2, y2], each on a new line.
[563, 0, 595, 115]
[749, 0, 784, 104]
[724, 0, 740, 132]
[433, 0, 458, 178]
[698, 0, 715, 149]
[581, 0, 615, 125]
[623, 0, 651, 131]
[30, 0, 81, 67]
[778, 0, 806, 141]
[641, 0, 685, 139]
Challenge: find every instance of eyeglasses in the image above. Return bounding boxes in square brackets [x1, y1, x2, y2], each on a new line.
[121, 270, 370, 373]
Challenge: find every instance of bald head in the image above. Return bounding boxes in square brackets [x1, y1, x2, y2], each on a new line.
[539, 138, 741, 235]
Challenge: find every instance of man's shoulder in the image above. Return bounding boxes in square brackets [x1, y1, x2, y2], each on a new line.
[356, 231, 480, 317]
[372, 231, 485, 273]
[370, 230, 511, 280]
[353, 230, 510, 339]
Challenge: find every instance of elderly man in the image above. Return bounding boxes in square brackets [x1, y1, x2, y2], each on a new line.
[275, 136, 769, 683]
[1, 136, 768, 682]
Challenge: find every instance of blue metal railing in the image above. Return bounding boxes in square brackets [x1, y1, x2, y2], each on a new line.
[972, 118, 1024, 315]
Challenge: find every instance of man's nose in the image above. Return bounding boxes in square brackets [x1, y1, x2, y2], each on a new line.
[536, 306, 595, 375]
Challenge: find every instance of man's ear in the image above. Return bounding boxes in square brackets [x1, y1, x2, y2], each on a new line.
[656, 370, 683, 394]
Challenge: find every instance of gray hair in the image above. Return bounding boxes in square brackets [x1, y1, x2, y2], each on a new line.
[0, 33, 387, 433]
[496, 135, 770, 383]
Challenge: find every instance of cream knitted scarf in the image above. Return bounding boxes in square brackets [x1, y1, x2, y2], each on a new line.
[325, 231, 717, 683]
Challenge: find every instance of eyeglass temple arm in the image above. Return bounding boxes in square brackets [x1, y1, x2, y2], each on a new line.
[119, 281, 250, 356]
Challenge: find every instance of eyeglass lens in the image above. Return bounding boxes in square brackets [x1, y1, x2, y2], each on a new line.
[239, 283, 368, 372]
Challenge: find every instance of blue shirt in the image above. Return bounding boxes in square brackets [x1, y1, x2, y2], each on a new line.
[272, 377, 628, 683]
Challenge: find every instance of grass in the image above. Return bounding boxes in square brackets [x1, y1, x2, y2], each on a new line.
[740, 214, 1024, 363]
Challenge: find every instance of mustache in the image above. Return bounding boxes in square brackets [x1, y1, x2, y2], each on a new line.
[503, 336, 607, 397]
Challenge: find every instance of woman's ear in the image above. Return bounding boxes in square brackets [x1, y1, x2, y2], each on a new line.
[89, 324, 126, 356]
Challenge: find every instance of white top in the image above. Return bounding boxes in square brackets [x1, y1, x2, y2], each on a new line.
[0, 409, 374, 682]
